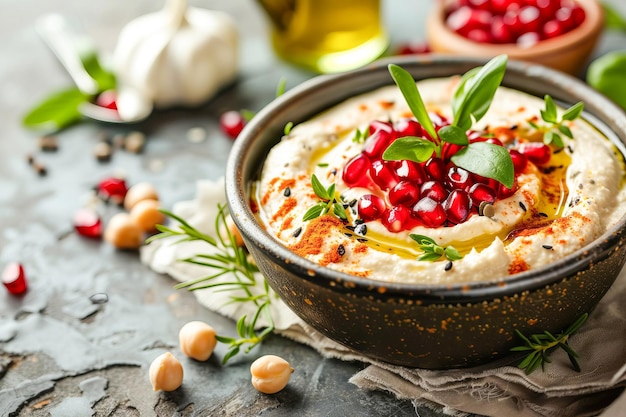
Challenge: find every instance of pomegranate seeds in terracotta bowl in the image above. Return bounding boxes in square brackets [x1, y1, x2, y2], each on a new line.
[225, 55, 626, 368]
[426, 0, 604, 76]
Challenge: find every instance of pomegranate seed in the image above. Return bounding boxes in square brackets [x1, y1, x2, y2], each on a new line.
[73, 208, 102, 238]
[363, 130, 395, 159]
[518, 6, 541, 33]
[393, 160, 424, 183]
[382, 205, 411, 233]
[394, 119, 423, 137]
[442, 143, 464, 161]
[497, 177, 518, 198]
[490, 0, 515, 14]
[542, 19, 565, 39]
[467, 0, 490, 11]
[443, 190, 472, 224]
[97, 177, 128, 204]
[342, 154, 371, 187]
[412, 197, 447, 228]
[2, 262, 28, 295]
[389, 181, 421, 207]
[468, 183, 496, 206]
[220, 110, 246, 139]
[491, 16, 515, 43]
[447, 6, 492, 36]
[420, 181, 448, 202]
[369, 120, 394, 135]
[95, 90, 118, 110]
[517, 32, 541, 48]
[571, 5, 585, 26]
[369, 159, 399, 191]
[358, 194, 387, 221]
[486, 137, 504, 147]
[509, 149, 528, 173]
[466, 29, 491, 43]
[518, 142, 551, 165]
[397, 42, 431, 55]
[424, 157, 445, 181]
[555, 6, 576, 31]
[445, 165, 472, 190]
[534, 0, 560, 16]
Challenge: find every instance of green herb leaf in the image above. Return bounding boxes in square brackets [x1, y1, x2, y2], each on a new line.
[382, 136, 436, 163]
[22, 88, 87, 131]
[452, 54, 508, 131]
[81, 49, 116, 92]
[438, 125, 469, 145]
[410, 234, 437, 246]
[417, 252, 443, 262]
[284, 121, 294, 135]
[276, 77, 287, 97]
[541, 95, 558, 123]
[410, 234, 463, 262]
[451, 142, 514, 188]
[561, 102, 584, 121]
[388, 64, 437, 140]
[311, 174, 330, 200]
[303, 203, 325, 221]
[558, 124, 573, 139]
[444, 246, 462, 261]
[333, 203, 348, 220]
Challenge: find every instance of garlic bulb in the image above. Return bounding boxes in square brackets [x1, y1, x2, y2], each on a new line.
[112, 0, 238, 114]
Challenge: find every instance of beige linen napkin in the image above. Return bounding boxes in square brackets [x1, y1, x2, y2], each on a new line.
[141, 178, 626, 417]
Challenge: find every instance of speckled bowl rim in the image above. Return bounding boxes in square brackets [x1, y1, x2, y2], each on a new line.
[226, 55, 626, 304]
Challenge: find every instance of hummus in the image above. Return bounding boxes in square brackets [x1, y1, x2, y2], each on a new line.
[255, 77, 626, 284]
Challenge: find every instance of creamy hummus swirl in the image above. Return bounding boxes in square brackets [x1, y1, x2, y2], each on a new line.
[255, 78, 626, 284]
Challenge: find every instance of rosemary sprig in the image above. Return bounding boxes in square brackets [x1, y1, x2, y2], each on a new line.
[147, 204, 275, 364]
[511, 313, 588, 375]
[410, 234, 462, 262]
[303, 174, 348, 221]
[529, 95, 584, 148]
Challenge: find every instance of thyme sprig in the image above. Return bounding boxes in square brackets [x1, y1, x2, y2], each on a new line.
[303, 174, 348, 221]
[410, 234, 462, 262]
[529, 95, 584, 148]
[146, 204, 275, 364]
[511, 313, 588, 375]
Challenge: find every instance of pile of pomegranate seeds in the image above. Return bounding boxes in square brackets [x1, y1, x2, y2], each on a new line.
[445, 0, 585, 46]
[2, 262, 28, 295]
[342, 117, 551, 232]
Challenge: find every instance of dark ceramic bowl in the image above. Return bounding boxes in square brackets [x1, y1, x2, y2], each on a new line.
[225, 56, 626, 369]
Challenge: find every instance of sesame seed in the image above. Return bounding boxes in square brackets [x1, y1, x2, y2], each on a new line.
[519, 202, 527, 212]
[293, 227, 302, 238]
[283, 187, 291, 197]
[539, 212, 548, 218]
[444, 261, 453, 271]
[542, 244, 553, 250]
[355, 223, 367, 236]
[337, 245, 346, 256]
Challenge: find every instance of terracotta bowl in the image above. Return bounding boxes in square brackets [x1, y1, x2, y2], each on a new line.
[425, 0, 604, 76]
[225, 56, 626, 368]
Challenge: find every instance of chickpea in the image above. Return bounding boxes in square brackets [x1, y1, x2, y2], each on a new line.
[179, 321, 217, 361]
[130, 199, 165, 232]
[104, 212, 143, 249]
[149, 352, 183, 391]
[124, 182, 159, 211]
[250, 354, 293, 394]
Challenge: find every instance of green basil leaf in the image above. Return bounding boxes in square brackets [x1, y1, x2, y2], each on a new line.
[444, 246, 463, 261]
[22, 88, 86, 131]
[81, 49, 116, 92]
[382, 136, 436, 163]
[452, 55, 508, 131]
[561, 102, 584, 121]
[452, 67, 480, 117]
[388, 64, 438, 140]
[451, 141, 514, 188]
[417, 252, 443, 262]
[410, 234, 437, 246]
[438, 125, 469, 145]
[587, 51, 626, 110]
[327, 183, 336, 200]
[303, 204, 324, 221]
[541, 95, 558, 123]
[311, 174, 330, 200]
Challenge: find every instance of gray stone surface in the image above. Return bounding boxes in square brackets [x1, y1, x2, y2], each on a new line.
[2, 0, 626, 416]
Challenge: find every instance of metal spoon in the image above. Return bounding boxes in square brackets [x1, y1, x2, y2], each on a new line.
[35, 13, 153, 124]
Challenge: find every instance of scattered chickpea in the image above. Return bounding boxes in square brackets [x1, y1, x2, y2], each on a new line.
[124, 182, 159, 211]
[104, 212, 143, 249]
[179, 321, 217, 361]
[130, 199, 164, 232]
[149, 352, 183, 392]
[250, 354, 293, 394]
